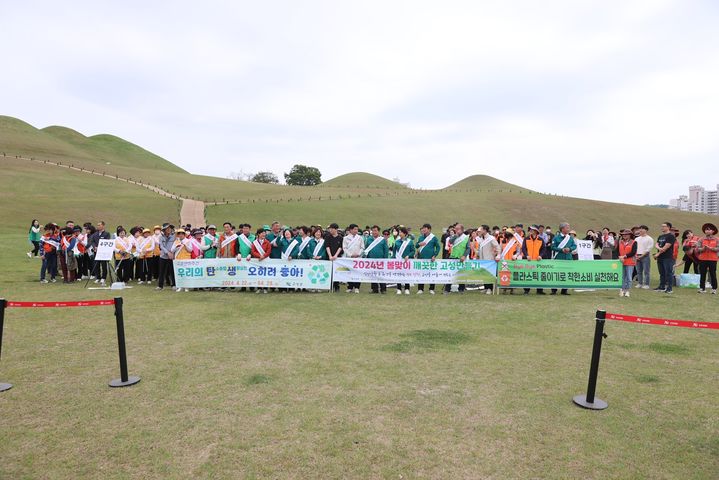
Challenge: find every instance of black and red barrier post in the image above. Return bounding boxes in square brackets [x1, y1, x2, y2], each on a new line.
[0, 299, 12, 392]
[573, 309, 608, 410]
[109, 297, 141, 387]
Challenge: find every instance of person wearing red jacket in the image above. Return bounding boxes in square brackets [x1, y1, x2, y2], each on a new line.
[696, 222, 718, 294]
[618, 229, 638, 297]
[250, 228, 271, 260]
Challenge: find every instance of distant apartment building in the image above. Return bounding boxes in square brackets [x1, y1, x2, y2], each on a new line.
[670, 185, 718, 215]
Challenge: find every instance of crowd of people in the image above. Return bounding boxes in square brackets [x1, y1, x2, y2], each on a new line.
[27, 218, 719, 296]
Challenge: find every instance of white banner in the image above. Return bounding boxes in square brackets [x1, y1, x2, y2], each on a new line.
[332, 258, 497, 284]
[95, 239, 115, 261]
[174, 258, 332, 289]
[575, 240, 594, 261]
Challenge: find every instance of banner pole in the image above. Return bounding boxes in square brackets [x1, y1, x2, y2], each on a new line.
[573, 309, 608, 410]
[109, 297, 141, 387]
[0, 299, 12, 392]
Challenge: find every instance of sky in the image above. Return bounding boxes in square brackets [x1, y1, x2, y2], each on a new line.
[2, 1, 718, 204]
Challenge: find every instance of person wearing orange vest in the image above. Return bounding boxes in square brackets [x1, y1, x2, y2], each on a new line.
[695, 222, 718, 294]
[618, 229, 638, 297]
[521, 225, 546, 295]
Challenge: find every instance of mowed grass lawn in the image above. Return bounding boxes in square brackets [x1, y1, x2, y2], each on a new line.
[0, 234, 717, 479]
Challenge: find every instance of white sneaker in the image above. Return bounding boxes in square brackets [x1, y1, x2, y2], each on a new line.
[90, 275, 96, 280]
[404, 289, 410, 295]
[137, 280, 143, 285]
[417, 290, 423, 295]
[712, 289, 717, 295]
[642, 285, 650, 290]
[184, 288, 189, 292]
[94, 279, 100, 284]
[429, 290, 435, 295]
[40, 279, 48, 283]
[620, 290, 625, 297]
[100, 280, 106, 285]
[263, 289, 269, 293]
[485, 289, 492, 295]
[26, 252, 32, 258]
[354, 288, 360, 294]
[635, 284, 642, 289]
[175, 287, 182, 292]
[625, 291, 630, 297]
[396, 290, 402, 295]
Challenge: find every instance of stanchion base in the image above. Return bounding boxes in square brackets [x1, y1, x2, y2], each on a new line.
[109, 376, 141, 388]
[573, 394, 608, 410]
[0, 383, 13, 392]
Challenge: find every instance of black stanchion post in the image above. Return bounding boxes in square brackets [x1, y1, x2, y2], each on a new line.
[109, 297, 141, 387]
[0, 299, 12, 392]
[573, 309, 608, 410]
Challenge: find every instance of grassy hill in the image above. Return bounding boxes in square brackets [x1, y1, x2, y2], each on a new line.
[2, 115, 717, 236]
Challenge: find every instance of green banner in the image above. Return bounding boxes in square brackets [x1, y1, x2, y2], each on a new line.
[497, 260, 622, 289]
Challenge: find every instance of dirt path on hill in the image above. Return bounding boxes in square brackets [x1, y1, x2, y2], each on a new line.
[179, 199, 206, 228]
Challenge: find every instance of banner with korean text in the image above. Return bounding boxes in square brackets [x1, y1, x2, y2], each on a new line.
[174, 258, 333, 290]
[332, 258, 497, 284]
[497, 259, 622, 289]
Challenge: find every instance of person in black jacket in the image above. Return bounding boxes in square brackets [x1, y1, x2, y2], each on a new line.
[88, 221, 111, 284]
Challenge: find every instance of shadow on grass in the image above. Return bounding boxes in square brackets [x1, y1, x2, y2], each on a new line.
[245, 374, 272, 385]
[647, 343, 691, 355]
[636, 374, 660, 383]
[381, 329, 472, 353]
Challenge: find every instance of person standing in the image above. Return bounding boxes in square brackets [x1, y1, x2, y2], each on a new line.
[325, 223, 343, 292]
[156, 223, 175, 290]
[617, 229, 637, 297]
[235, 224, 255, 261]
[342, 224, 364, 293]
[89, 221, 111, 285]
[444, 224, 471, 294]
[679, 230, 700, 274]
[309, 227, 327, 260]
[218, 222, 238, 258]
[653, 222, 676, 294]
[521, 225, 546, 295]
[364, 225, 389, 294]
[295, 226, 312, 260]
[474, 225, 500, 295]
[27, 219, 41, 258]
[202, 225, 219, 259]
[114, 227, 133, 283]
[550, 222, 576, 295]
[634, 225, 654, 289]
[416, 223, 441, 295]
[136, 228, 155, 284]
[695, 222, 718, 294]
[39, 223, 59, 283]
[266, 221, 283, 259]
[393, 227, 415, 295]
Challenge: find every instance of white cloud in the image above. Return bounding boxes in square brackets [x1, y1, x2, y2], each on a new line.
[1, 0, 717, 204]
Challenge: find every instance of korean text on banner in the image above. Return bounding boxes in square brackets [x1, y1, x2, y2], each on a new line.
[174, 258, 332, 289]
[497, 260, 621, 289]
[332, 258, 497, 284]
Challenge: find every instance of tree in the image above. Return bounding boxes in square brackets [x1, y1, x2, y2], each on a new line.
[251, 171, 279, 184]
[284, 164, 322, 186]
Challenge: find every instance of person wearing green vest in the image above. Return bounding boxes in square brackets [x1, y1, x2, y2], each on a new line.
[266, 221, 282, 259]
[364, 225, 389, 294]
[444, 224, 471, 294]
[295, 226, 313, 260]
[415, 223, 441, 295]
[236, 223, 255, 260]
[201, 225, 219, 259]
[551, 222, 576, 295]
[393, 227, 416, 295]
[308, 227, 328, 260]
[28, 219, 42, 257]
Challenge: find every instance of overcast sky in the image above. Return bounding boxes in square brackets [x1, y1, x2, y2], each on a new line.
[2, 1, 718, 204]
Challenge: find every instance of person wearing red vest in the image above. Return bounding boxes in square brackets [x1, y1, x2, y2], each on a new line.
[521, 225, 546, 295]
[618, 229, 637, 297]
[695, 222, 718, 294]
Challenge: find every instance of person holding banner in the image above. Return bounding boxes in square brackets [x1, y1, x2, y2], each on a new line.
[218, 222, 238, 258]
[695, 222, 718, 294]
[521, 225, 546, 295]
[393, 227, 416, 295]
[444, 224, 471, 294]
[267, 222, 283, 259]
[551, 222, 576, 295]
[202, 225, 219, 259]
[618, 229, 637, 297]
[343, 224, 364, 293]
[136, 228, 155, 284]
[416, 223, 441, 295]
[295, 226, 313, 260]
[309, 227, 327, 261]
[363, 225, 389, 294]
[114, 227, 133, 283]
[279, 229, 299, 261]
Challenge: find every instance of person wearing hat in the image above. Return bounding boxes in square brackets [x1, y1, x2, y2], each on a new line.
[157, 223, 176, 290]
[550, 222, 576, 295]
[136, 228, 155, 284]
[618, 229, 637, 297]
[202, 225, 219, 259]
[521, 225, 546, 295]
[189, 229, 205, 259]
[695, 222, 718, 294]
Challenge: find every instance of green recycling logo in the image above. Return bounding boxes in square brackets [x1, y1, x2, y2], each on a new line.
[309, 264, 330, 285]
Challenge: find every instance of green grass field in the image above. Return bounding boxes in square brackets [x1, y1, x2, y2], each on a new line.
[1, 235, 717, 479]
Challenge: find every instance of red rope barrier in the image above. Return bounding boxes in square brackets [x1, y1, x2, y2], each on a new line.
[6, 300, 115, 308]
[606, 312, 719, 330]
